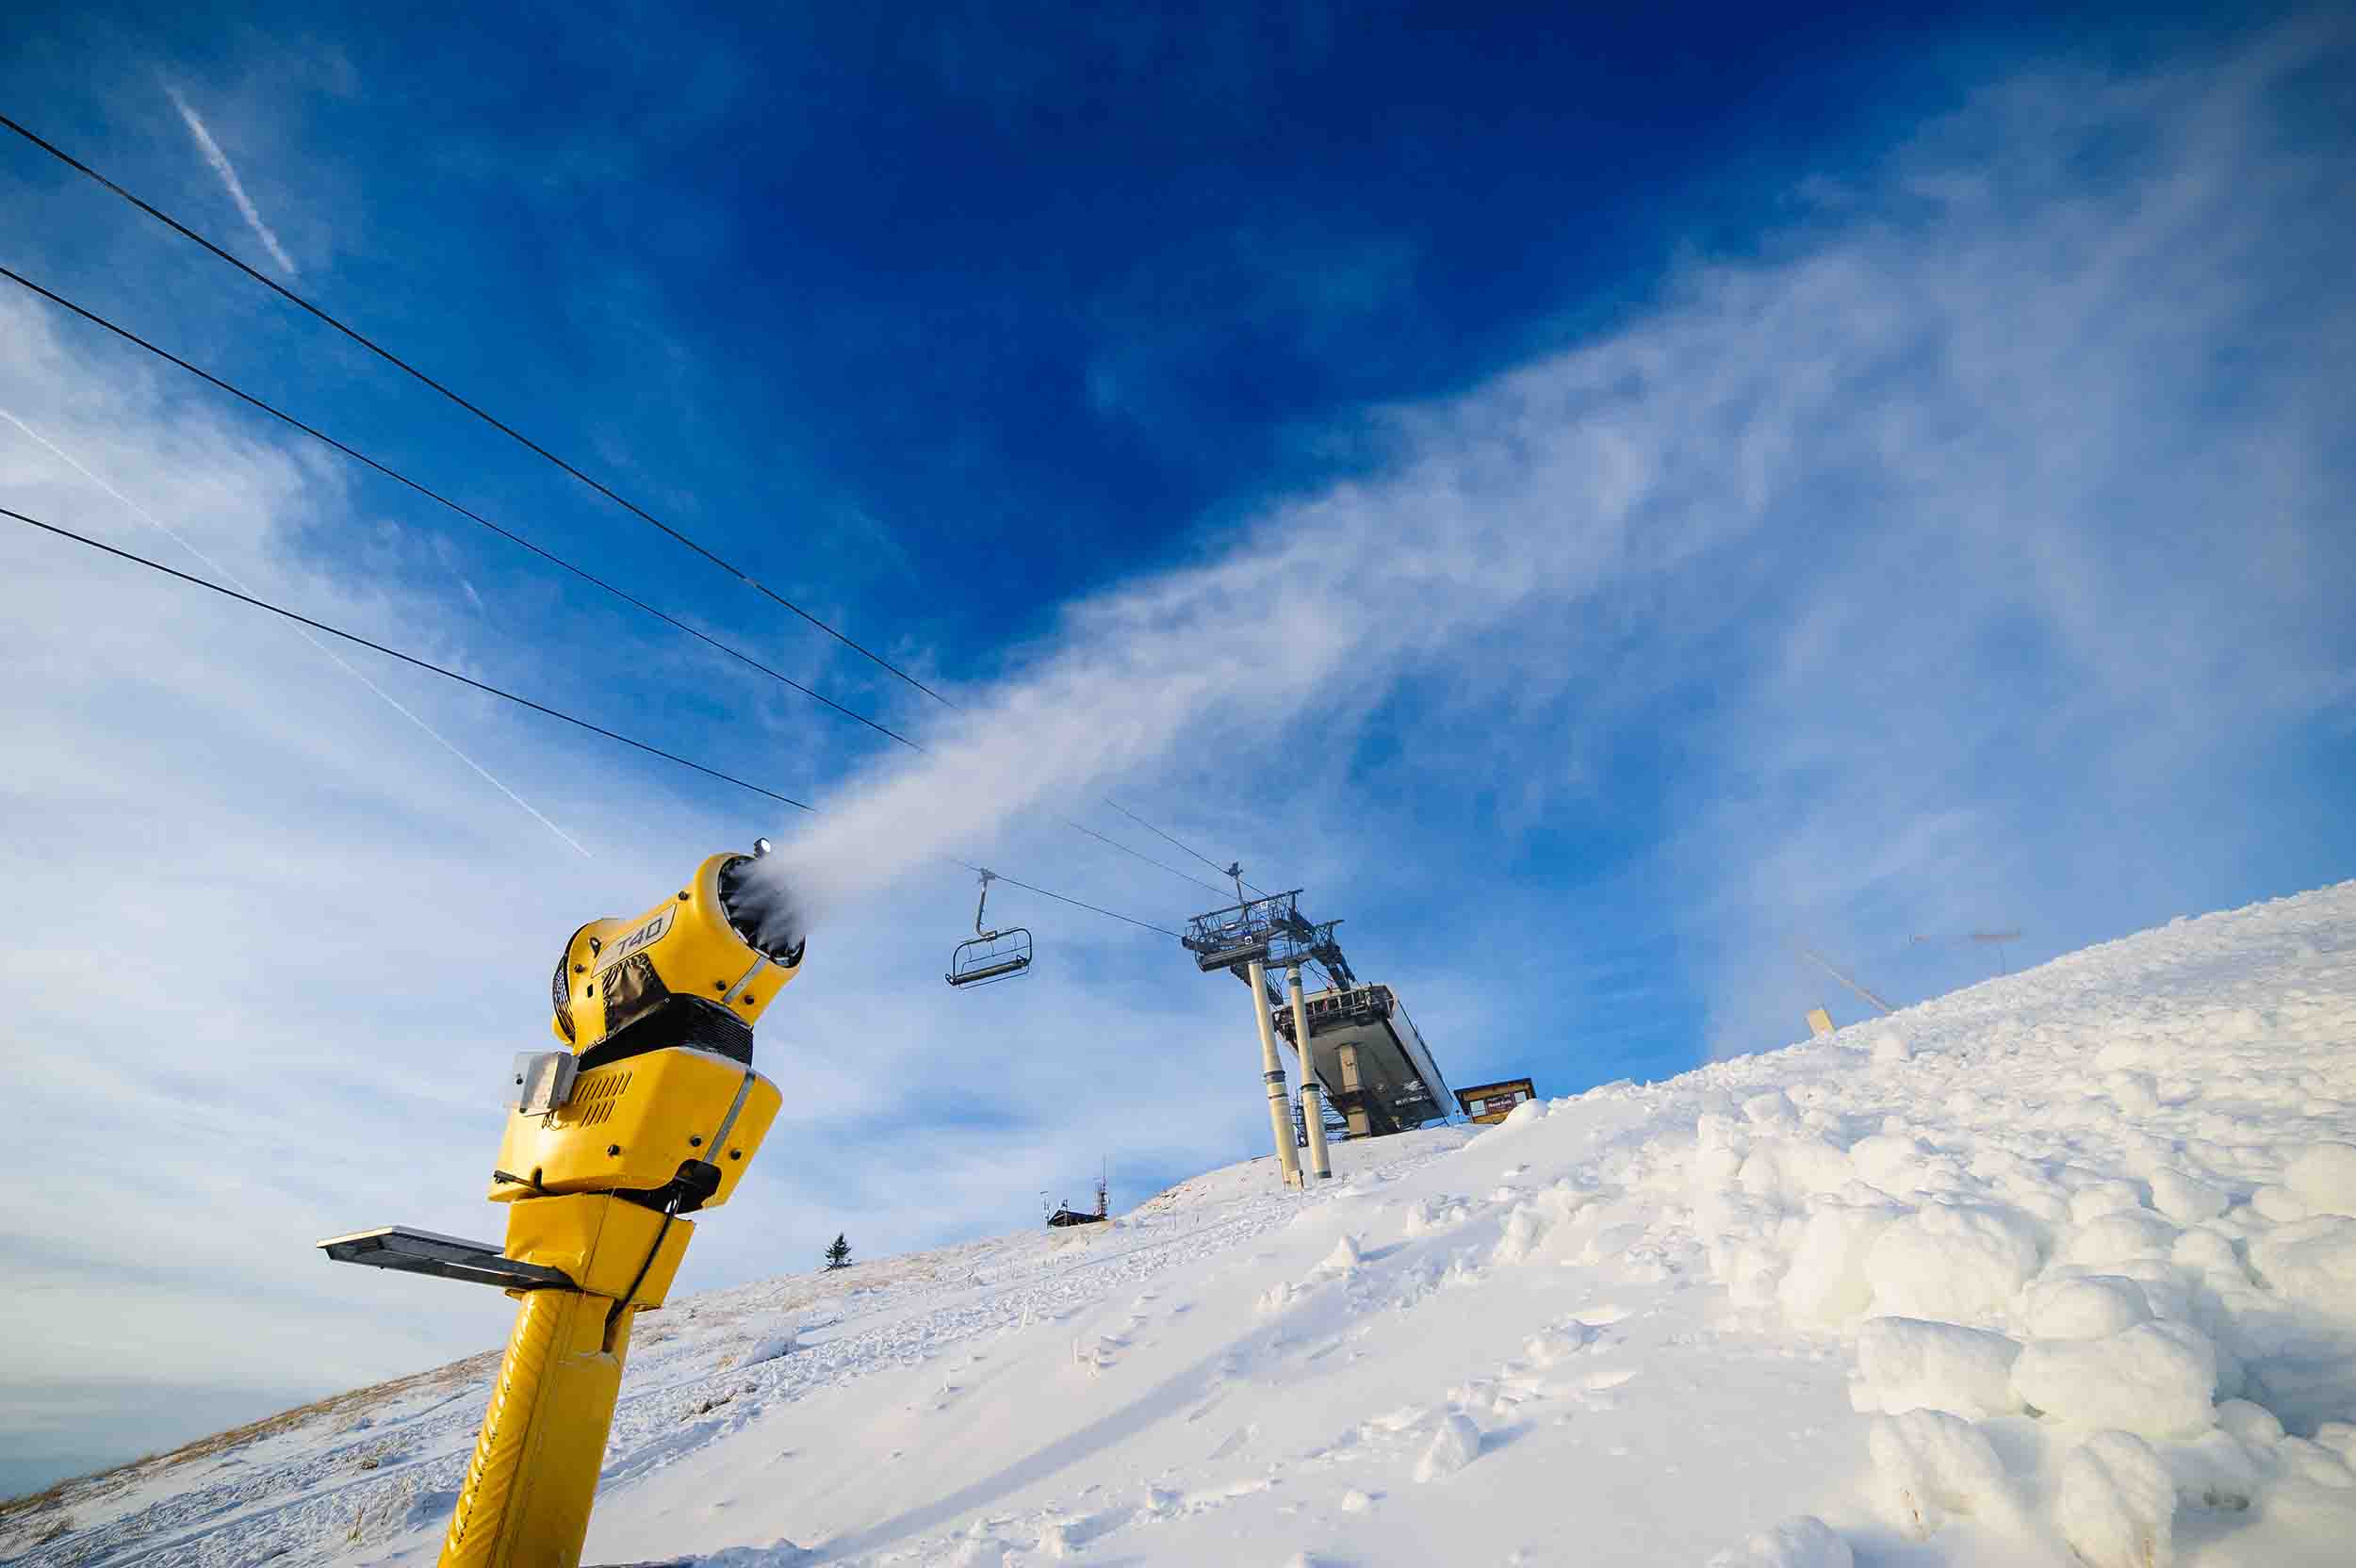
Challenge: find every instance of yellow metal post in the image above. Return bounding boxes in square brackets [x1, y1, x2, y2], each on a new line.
[440, 1193, 695, 1567]
[429, 849, 795, 1567]
[1247, 958, 1302, 1188]
[322, 849, 802, 1568]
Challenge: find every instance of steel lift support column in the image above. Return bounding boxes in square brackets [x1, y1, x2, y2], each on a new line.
[1182, 886, 1354, 1187]
[1286, 964, 1333, 1180]
[1248, 956, 1302, 1187]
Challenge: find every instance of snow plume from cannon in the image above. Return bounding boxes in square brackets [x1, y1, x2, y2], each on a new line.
[750, 33, 2355, 945]
[718, 849, 808, 961]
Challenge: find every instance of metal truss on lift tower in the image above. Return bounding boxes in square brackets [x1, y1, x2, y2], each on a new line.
[1183, 884, 1456, 1184]
[1180, 889, 1354, 1008]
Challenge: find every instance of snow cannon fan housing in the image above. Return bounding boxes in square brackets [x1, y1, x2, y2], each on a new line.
[499, 846, 803, 1214]
[550, 848, 805, 1056]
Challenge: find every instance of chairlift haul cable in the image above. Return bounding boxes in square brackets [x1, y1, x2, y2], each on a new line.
[0, 263, 923, 752]
[5, 502, 1184, 939]
[5, 113, 1268, 900]
[0, 111, 949, 709]
[4, 506, 815, 811]
[0, 112, 1270, 906]
[0, 261, 1231, 902]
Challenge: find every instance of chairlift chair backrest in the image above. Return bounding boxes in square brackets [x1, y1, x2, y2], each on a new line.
[946, 869, 1034, 988]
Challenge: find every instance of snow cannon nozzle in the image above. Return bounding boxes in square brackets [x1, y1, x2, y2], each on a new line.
[548, 849, 806, 1051]
[718, 850, 807, 966]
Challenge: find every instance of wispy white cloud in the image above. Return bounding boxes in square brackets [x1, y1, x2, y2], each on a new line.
[766, 22, 2355, 1043]
[165, 85, 300, 275]
[0, 407, 590, 857]
[4, 19, 2350, 1492]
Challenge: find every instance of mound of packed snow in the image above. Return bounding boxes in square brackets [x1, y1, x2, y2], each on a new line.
[8, 882, 2352, 1566]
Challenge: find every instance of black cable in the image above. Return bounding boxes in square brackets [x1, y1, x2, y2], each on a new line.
[1055, 817, 1226, 897]
[1104, 799, 1268, 898]
[607, 1199, 678, 1338]
[6, 501, 1203, 942]
[0, 264, 1246, 905]
[0, 116, 1274, 901]
[0, 264, 923, 752]
[0, 110, 950, 709]
[947, 858, 1184, 939]
[3, 504, 817, 809]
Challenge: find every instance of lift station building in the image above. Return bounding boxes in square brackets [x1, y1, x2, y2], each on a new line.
[1454, 1077, 1538, 1124]
[1271, 982, 1451, 1136]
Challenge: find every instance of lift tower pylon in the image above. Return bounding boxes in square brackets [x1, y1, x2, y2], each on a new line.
[1181, 887, 1361, 1185]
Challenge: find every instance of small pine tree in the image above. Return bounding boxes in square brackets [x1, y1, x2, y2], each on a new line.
[823, 1233, 852, 1270]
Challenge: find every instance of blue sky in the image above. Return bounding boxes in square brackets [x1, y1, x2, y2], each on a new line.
[3, 1, 2353, 1497]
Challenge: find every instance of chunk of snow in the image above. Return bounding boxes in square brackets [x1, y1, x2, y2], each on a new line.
[1778, 1197, 1906, 1326]
[1317, 1234, 1363, 1274]
[2161, 1428, 2266, 1513]
[1853, 1316, 2024, 1418]
[2168, 1228, 2245, 1281]
[1704, 1515, 1854, 1568]
[2012, 1320, 2217, 1437]
[2070, 1182, 2150, 1225]
[2246, 1216, 2356, 1318]
[2062, 1210, 2181, 1267]
[1872, 1031, 1913, 1064]
[2214, 1398, 2284, 1446]
[1339, 1489, 1374, 1512]
[1413, 1413, 1481, 1481]
[1867, 1408, 2016, 1536]
[1404, 1413, 1480, 1469]
[739, 1331, 797, 1365]
[946, 1531, 1010, 1567]
[1742, 1090, 1802, 1132]
[2277, 1437, 2356, 1490]
[2284, 1143, 2356, 1218]
[2314, 1422, 2356, 1464]
[2057, 1431, 2176, 1568]
[2250, 1185, 2310, 1223]
[2106, 1070, 2162, 1116]
[1522, 1326, 1591, 1365]
[1847, 1134, 1934, 1194]
[1864, 1201, 2043, 1323]
[1493, 1204, 1547, 1266]
[2148, 1168, 2228, 1224]
[2023, 1276, 2151, 1341]
[1741, 1139, 1857, 1204]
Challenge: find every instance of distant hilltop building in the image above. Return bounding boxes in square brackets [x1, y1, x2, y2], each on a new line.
[1455, 1077, 1536, 1125]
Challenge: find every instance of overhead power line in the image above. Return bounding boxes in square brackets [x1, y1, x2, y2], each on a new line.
[0, 406, 591, 858]
[0, 263, 921, 751]
[0, 112, 1267, 902]
[1105, 799, 1268, 899]
[6, 501, 1192, 939]
[1055, 818, 1227, 898]
[0, 110, 947, 707]
[5, 504, 812, 811]
[0, 262, 1230, 901]
[947, 862, 1183, 939]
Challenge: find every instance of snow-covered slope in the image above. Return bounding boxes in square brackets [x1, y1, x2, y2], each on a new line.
[9, 884, 2355, 1567]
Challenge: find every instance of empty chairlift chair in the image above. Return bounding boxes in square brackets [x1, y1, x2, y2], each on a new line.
[947, 869, 1033, 988]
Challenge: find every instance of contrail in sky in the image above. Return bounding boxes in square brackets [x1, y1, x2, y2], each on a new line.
[164, 87, 299, 276]
[0, 407, 593, 858]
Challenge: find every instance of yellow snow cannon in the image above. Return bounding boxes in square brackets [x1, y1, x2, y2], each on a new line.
[316, 841, 804, 1568]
